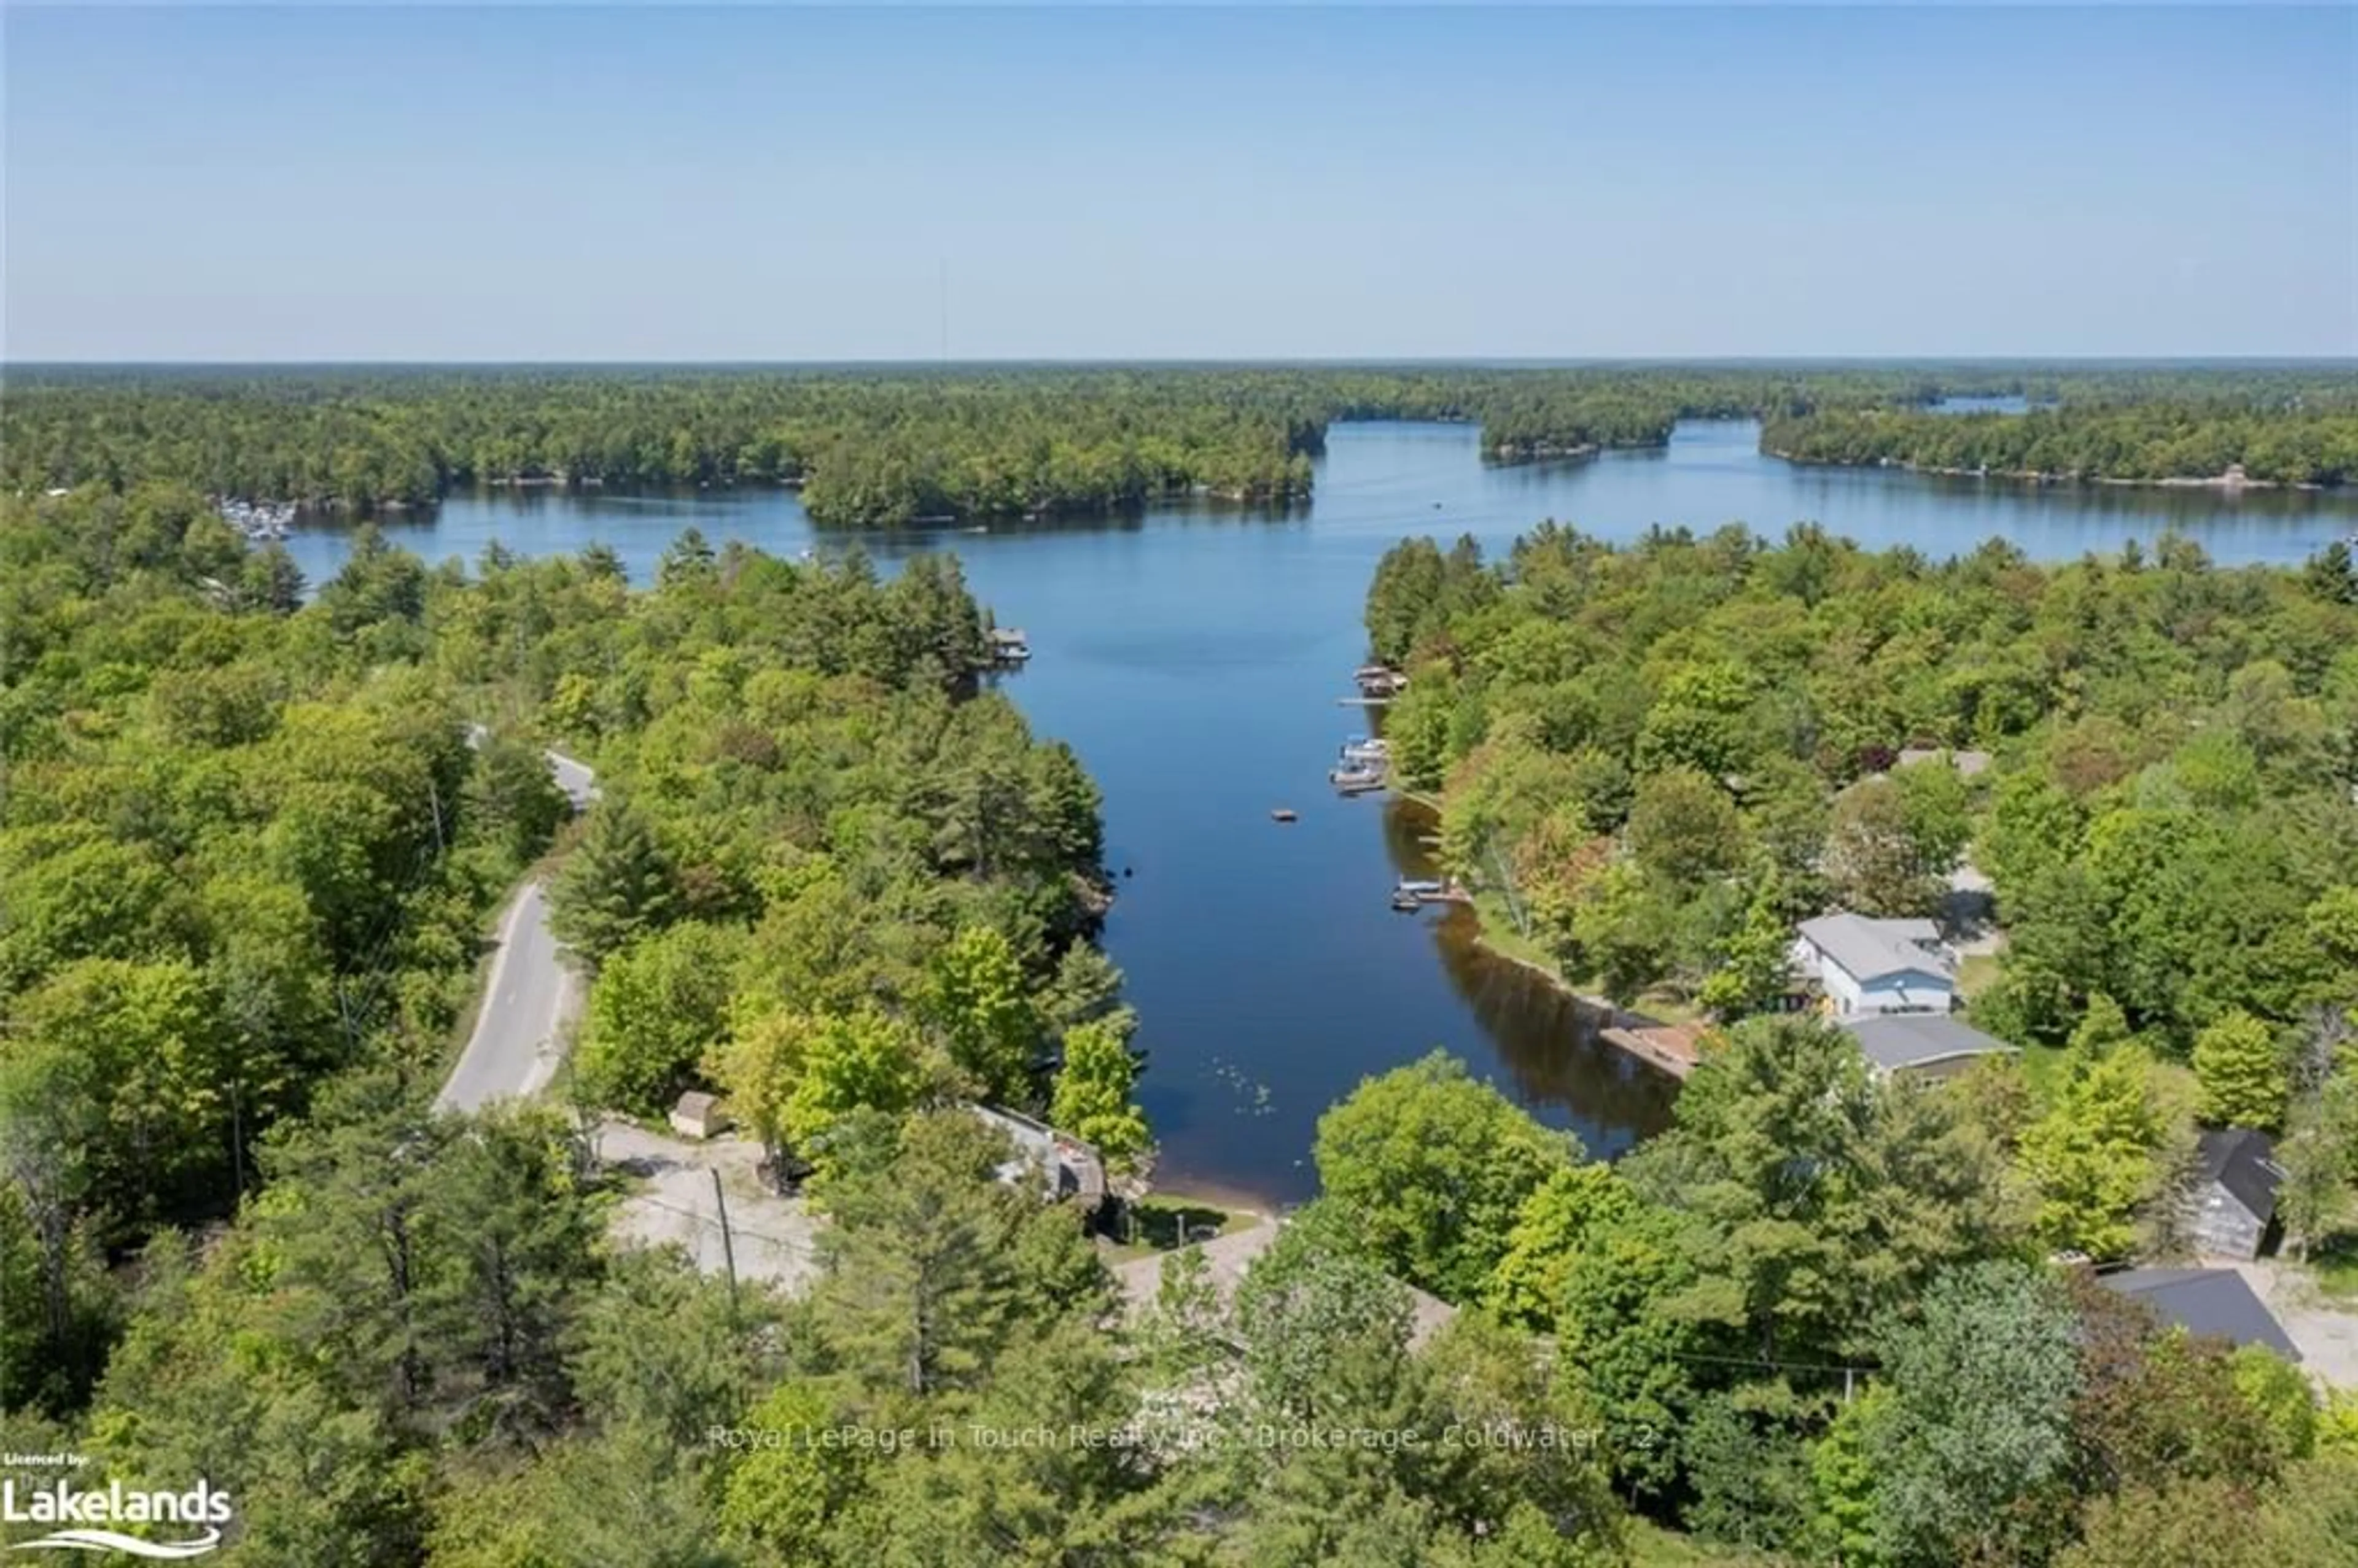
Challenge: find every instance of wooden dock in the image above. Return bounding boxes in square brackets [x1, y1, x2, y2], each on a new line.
[1599, 1021, 1707, 1081]
[1390, 879, 1473, 912]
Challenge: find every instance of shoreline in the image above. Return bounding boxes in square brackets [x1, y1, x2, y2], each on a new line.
[274, 474, 1315, 528]
[1391, 793, 1634, 1022]
[1454, 907, 1639, 1025]
[1764, 447, 2341, 494]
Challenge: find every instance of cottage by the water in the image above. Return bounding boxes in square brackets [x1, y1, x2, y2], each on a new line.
[1792, 913, 1959, 1017]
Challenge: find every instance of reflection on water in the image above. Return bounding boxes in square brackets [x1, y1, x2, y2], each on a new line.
[1381, 799, 1679, 1159]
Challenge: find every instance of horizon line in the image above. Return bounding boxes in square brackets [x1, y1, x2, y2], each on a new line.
[7, 354, 2354, 370]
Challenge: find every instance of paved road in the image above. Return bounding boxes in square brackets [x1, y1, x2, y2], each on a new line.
[435, 739, 598, 1113]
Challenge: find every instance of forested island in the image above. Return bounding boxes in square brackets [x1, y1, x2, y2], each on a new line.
[7, 363, 2352, 527]
[1765, 399, 2358, 487]
[7, 483, 2358, 1562]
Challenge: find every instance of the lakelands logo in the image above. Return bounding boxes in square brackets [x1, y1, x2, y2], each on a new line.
[1, 1466, 230, 1559]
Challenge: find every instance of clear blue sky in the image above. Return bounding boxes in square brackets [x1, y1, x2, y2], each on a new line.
[5, 5, 2353, 360]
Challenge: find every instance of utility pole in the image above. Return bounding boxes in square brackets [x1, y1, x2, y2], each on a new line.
[710, 1167, 740, 1319]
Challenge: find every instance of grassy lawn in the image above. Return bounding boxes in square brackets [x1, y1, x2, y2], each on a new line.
[1466, 890, 1563, 977]
[1104, 1193, 1260, 1262]
[1634, 991, 1708, 1028]
[1463, 890, 1711, 1029]
[1956, 951, 2002, 999]
[2309, 1237, 2358, 1302]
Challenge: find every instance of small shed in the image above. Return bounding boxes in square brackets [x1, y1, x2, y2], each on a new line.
[668, 1092, 731, 1141]
[2186, 1127, 2284, 1260]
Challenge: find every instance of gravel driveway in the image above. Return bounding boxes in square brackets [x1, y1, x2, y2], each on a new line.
[2230, 1258, 2358, 1390]
[596, 1119, 824, 1297]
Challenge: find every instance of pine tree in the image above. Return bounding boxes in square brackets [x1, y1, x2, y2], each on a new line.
[2277, 1073, 2358, 1260]
[547, 802, 679, 971]
[2192, 1011, 2289, 1130]
[2018, 1046, 2171, 1260]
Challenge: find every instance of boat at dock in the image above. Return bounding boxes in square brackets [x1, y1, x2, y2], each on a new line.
[1330, 765, 1387, 795]
[1353, 663, 1409, 699]
[987, 627, 1032, 664]
[1338, 735, 1390, 765]
[1390, 877, 1471, 911]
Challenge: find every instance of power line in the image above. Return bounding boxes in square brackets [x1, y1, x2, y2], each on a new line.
[627, 1192, 822, 1258]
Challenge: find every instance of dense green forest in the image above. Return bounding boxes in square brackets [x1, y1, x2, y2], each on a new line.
[3, 484, 2358, 1562]
[1366, 524, 2358, 1257]
[1344, 524, 2358, 1558]
[1765, 401, 2358, 487]
[8, 364, 2350, 527]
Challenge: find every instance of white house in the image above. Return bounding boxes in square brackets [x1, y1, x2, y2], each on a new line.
[1792, 913, 1958, 1018]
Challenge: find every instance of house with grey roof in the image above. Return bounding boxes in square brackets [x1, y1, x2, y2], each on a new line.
[1839, 1013, 2017, 1082]
[2185, 1127, 2284, 1260]
[1896, 747, 1993, 778]
[2099, 1267, 2302, 1361]
[1792, 913, 1959, 1019]
[971, 1104, 1108, 1214]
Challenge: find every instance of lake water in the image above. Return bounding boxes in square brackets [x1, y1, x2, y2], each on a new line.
[287, 419, 2358, 1206]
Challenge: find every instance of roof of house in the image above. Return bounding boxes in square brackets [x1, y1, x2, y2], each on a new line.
[1839, 1014, 2017, 1073]
[2195, 1127, 2284, 1222]
[1898, 747, 1993, 777]
[1797, 913, 1954, 984]
[2099, 1267, 2301, 1360]
[972, 1104, 1107, 1205]
[672, 1091, 721, 1119]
